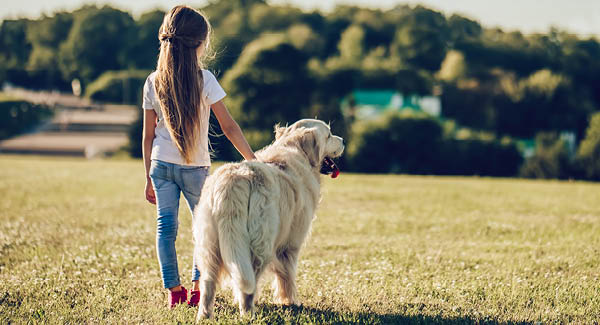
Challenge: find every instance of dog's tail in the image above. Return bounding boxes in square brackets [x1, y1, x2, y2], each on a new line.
[214, 173, 256, 294]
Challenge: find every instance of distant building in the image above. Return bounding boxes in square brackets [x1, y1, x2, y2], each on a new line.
[341, 89, 441, 120]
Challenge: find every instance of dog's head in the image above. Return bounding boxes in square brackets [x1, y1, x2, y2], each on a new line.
[275, 119, 344, 177]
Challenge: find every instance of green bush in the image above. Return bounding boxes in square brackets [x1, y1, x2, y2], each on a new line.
[520, 133, 572, 179]
[347, 112, 444, 174]
[0, 97, 53, 139]
[441, 138, 522, 176]
[221, 35, 313, 132]
[575, 112, 600, 180]
[85, 70, 150, 105]
[347, 112, 523, 176]
[127, 109, 143, 158]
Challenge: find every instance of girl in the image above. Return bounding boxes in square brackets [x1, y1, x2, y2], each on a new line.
[142, 5, 256, 308]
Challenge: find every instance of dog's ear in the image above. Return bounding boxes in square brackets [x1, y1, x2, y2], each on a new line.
[274, 123, 289, 140]
[299, 128, 321, 168]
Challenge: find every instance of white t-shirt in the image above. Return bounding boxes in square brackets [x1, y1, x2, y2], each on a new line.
[142, 70, 226, 166]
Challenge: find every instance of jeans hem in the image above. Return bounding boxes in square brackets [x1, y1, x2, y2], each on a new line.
[163, 279, 181, 289]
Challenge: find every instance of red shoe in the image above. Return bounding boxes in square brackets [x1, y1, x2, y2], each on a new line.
[169, 287, 188, 309]
[188, 290, 200, 307]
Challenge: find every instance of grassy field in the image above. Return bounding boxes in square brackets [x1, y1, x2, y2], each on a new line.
[0, 155, 599, 324]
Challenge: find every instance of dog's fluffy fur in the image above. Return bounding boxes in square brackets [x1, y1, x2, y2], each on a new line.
[193, 119, 344, 319]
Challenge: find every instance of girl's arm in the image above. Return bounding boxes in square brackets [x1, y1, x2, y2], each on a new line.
[211, 100, 256, 161]
[142, 109, 158, 204]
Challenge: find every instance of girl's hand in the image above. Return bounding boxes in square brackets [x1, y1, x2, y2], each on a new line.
[145, 181, 156, 205]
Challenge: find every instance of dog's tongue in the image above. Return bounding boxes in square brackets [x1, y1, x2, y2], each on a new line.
[324, 157, 340, 179]
[331, 166, 340, 178]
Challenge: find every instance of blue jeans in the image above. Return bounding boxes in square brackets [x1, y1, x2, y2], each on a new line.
[149, 159, 209, 289]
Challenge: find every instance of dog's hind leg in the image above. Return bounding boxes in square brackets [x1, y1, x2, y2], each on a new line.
[197, 278, 217, 320]
[235, 261, 270, 318]
[196, 239, 220, 320]
[238, 291, 255, 317]
[272, 247, 300, 305]
[195, 218, 221, 320]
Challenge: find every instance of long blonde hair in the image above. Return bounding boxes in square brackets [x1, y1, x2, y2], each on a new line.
[155, 5, 211, 163]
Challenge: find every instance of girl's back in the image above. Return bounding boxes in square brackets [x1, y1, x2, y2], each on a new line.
[143, 69, 225, 166]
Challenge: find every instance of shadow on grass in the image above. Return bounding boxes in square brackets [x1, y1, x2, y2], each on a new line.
[226, 302, 534, 325]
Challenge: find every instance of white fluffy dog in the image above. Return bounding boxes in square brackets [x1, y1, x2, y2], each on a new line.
[193, 119, 344, 320]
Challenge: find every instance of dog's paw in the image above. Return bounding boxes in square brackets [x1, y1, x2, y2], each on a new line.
[196, 310, 213, 322]
[273, 297, 299, 306]
[239, 308, 255, 319]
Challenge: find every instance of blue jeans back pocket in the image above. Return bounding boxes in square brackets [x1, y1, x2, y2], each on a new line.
[181, 167, 208, 197]
[149, 160, 170, 181]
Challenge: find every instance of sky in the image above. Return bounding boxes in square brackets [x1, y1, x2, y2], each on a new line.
[0, 0, 598, 37]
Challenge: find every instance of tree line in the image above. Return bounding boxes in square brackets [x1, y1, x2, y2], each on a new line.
[1, 0, 599, 179]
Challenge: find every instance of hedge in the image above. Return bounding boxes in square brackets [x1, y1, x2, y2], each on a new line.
[0, 97, 53, 140]
[85, 70, 151, 105]
[346, 111, 523, 176]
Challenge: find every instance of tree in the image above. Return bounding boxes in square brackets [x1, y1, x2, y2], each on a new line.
[495, 69, 594, 138]
[222, 34, 313, 132]
[576, 113, 600, 180]
[204, 1, 263, 74]
[447, 14, 482, 45]
[58, 6, 136, 85]
[561, 37, 600, 106]
[337, 24, 365, 65]
[520, 133, 571, 179]
[0, 19, 32, 70]
[26, 12, 73, 49]
[248, 3, 302, 33]
[126, 10, 165, 70]
[286, 24, 325, 56]
[437, 50, 466, 82]
[26, 12, 74, 89]
[0, 19, 32, 85]
[390, 6, 448, 72]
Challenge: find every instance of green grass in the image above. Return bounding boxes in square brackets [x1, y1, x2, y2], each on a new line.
[1, 155, 599, 324]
